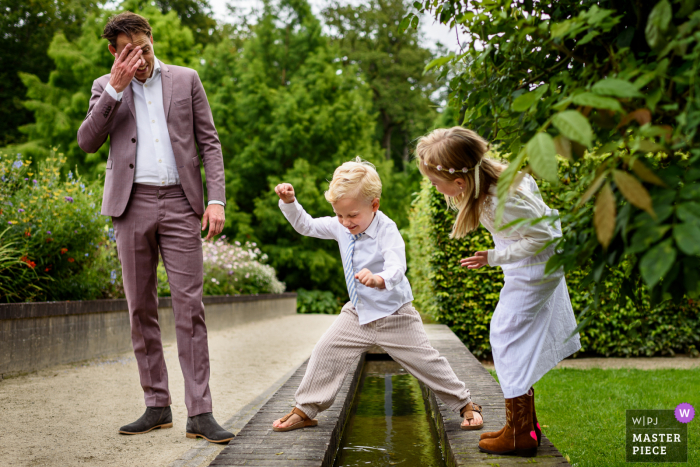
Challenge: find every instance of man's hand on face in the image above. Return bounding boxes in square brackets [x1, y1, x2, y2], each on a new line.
[109, 44, 143, 93]
[202, 204, 225, 241]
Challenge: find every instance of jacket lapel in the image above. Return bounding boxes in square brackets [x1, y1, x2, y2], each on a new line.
[160, 60, 173, 121]
[122, 85, 136, 121]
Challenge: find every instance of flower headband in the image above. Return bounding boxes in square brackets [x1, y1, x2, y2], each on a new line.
[422, 159, 482, 199]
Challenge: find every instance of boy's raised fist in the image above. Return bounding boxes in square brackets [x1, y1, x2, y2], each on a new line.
[275, 183, 296, 204]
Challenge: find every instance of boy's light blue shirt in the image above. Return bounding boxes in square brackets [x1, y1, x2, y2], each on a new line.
[279, 199, 414, 325]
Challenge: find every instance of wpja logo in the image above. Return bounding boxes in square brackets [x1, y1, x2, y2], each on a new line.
[626, 406, 692, 463]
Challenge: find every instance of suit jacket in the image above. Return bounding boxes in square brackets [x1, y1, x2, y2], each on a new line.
[77, 61, 225, 217]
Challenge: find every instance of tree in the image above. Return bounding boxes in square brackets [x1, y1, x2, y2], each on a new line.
[0, 0, 100, 147]
[4, 3, 200, 177]
[407, 0, 700, 310]
[153, 0, 220, 45]
[323, 0, 438, 165]
[199, 0, 391, 297]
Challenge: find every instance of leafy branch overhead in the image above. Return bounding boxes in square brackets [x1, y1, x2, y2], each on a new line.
[406, 0, 700, 303]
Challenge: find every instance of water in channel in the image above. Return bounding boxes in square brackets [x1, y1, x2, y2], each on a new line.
[334, 358, 447, 467]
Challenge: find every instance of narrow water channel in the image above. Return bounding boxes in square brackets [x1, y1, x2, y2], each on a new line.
[334, 358, 446, 467]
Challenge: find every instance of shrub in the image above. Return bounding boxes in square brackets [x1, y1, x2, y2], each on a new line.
[156, 236, 285, 297]
[408, 174, 700, 359]
[0, 150, 122, 302]
[296, 288, 341, 314]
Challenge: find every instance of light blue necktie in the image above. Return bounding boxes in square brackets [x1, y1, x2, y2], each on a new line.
[344, 233, 363, 308]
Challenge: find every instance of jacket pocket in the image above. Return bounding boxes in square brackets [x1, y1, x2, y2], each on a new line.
[174, 96, 192, 107]
[192, 156, 200, 168]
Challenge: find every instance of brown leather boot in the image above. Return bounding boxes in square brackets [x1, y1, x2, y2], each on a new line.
[482, 388, 541, 445]
[479, 424, 505, 441]
[532, 387, 541, 446]
[478, 391, 538, 457]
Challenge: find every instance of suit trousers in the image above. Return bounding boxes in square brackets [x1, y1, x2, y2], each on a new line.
[113, 183, 212, 417]
[295, 302, 472, 419]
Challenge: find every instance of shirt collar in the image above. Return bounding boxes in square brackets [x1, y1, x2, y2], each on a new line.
[351, 211, 381, 239]
[132, 57, 161, 87]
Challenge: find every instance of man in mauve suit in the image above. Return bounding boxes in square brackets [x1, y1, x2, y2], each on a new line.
[77, 11, 233, 444]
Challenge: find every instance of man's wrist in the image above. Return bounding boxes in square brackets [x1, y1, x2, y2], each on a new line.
[105, 82, 124, 101]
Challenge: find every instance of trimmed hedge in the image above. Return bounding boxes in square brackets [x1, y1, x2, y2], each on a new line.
[407, 176, 700, 359]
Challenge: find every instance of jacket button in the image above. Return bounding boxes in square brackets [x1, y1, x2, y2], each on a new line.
[131, 138, 136, 143]
[129, 163, 134, 169]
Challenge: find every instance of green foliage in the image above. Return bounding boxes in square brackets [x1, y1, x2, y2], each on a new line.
[408, 172, 700, 358]
[151, 0, 219, 45]
[156, 237, 285, 296]
[200, 0, 398, 298]
[4, 3, 200, 178]
[0, 150, 122, 302]
[3, 0, 442, 302]
[296, 288, 341, 314]
[409, 0, 700, 308]
[0, 0, 100, 147]
[322, 0, 438, 165]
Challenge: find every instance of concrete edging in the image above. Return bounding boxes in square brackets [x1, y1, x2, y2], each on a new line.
[208, 323, 571, 467]
[210, 354, 366, 467]
[0, 293, 297, 377]
[421, 324, 571, 466]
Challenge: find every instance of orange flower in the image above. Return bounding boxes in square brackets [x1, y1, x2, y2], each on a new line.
[24, 230, 31, 237]
[45, 265, 52, 272]
[46, 238, 53, 243]
[60, 248, 68, 254]
[20, 256, 36, 268]
[68, 257, 75, 263]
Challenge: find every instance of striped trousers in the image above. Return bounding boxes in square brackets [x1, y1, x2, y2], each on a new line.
[295, 302, 472, 419]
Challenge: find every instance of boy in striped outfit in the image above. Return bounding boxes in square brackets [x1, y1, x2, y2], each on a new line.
[272, 158, 484, 432]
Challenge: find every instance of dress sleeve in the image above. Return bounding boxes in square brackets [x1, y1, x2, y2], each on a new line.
[279, 199, 337, 240]
[486, 190, 553, 266]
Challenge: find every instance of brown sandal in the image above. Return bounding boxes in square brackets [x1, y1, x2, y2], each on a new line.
[460, 401, 484, 430]
[272, 407, 318, 432]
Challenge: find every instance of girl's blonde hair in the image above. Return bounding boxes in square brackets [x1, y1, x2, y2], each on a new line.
[416, 127, 504, 238]
[325, 157, 382, 204]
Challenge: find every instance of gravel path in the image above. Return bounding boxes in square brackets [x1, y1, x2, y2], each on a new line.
[0, 313, 337, 467]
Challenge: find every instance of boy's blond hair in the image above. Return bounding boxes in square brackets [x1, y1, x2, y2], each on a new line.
[325, 157, 382, 204]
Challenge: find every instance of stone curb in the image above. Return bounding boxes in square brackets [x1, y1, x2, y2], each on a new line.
[422, 324, 571, 466]
[208, 355, 365, 466]
[168, 362, 305, 467]
[205, 324, 571, 466]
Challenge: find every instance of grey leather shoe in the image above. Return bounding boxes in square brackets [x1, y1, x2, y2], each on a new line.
[186, 412, 234, 444]
[119, 406, 173, 434]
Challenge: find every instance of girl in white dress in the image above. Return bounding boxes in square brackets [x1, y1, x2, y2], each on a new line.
[415, 127, 581, 457]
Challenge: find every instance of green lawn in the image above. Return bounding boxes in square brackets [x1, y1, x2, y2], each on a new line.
[488, 368, 700, 467]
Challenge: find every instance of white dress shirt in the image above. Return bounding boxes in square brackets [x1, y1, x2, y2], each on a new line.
[279, 199, 414, 325]
[104, 57, 223, 206]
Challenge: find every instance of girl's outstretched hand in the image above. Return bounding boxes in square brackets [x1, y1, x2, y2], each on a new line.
[460, 251, 489, 269]
[275, 183, 296, 204]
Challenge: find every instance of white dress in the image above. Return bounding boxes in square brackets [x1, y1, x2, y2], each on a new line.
[480, 175, 581, 398]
